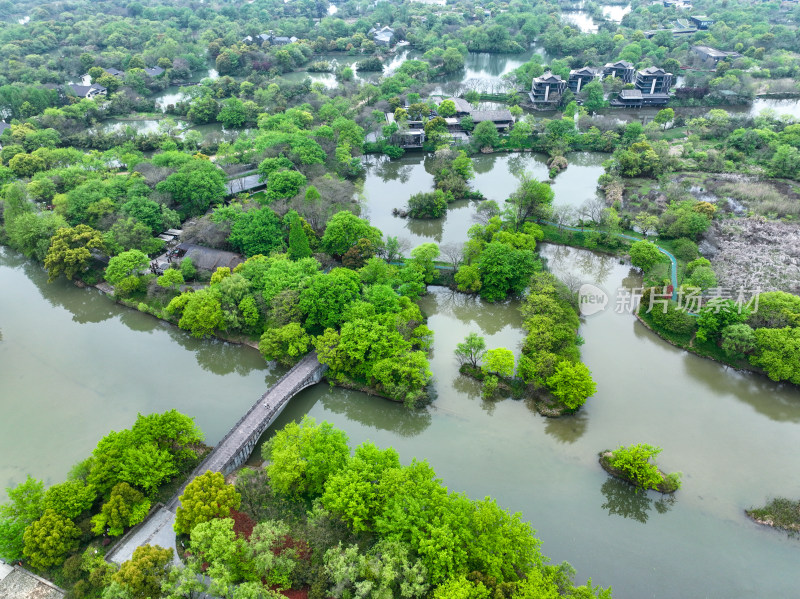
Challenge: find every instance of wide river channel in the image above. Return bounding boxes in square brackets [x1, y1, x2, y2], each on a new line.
[2, 151, 800, 598]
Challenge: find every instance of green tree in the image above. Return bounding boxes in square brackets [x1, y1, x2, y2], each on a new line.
[477, 241, 538, 302]
[262, 416, 349, 498]
[23, 509, 80, 569]
[105, 250, 150, 286]
[438, 99, 456, 117]
[629, 240, 662, 272]
[258, 323, 311, 366]
[217, 97, 247, 128]
[113, 545, 174, 599]
[266, 170, 307, 202]
[455, 333, 486, 368]
[0, 476, 44, 561]
[482, 348, 515, 378]
[4, 211, 66, 262]
[156, 159, 227, 217]
[299, 268, 362, 332]
[288, 217, 312, 260]
[721, 323, 757, 360]
[324, 539, 429, 599]
[157, 268, 184, 291]
[407, 190, 449, 219]
[441, 47, 465, 73]
[189, 518, 250, 586]
[180, 257, 196, 281]
[167, 289, 224, 338]
[607, 444, 666, 491]
[472, 120, 500, 149]
[769, 144, 800, 180]
[454, 264, 481, 293]
[42, 480, 96, 520]
[187, 95, 219, 124]
[321, 211, 383, 257]
[505, 174, 554, 230]
[8, 152, 46, 178]
[92, 483, 151, 537]
[546, 361, 597, 410]
[654, 108, 675, 131]
[696, 300, 750, 343]
[174, 471, 241, 535]
[581, 81, 607, 113]
[229, 208, 285, 257]
[750, 326, 800, 384]
[44, 224, 106, 282]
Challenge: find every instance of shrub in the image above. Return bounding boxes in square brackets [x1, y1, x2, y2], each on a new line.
[672, 238, 698, 261]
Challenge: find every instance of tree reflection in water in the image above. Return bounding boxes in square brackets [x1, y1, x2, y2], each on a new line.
[600, 477, 675, 524]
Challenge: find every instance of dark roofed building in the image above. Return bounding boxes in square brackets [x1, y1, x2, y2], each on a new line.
[530, 71, 566, 105]
[0, 121, 10, 136]
[692, 45, 741, 64]
[144, 66, 165, 77]
[610, 88, 643, 107]
[690, 15, 713, 29]
[568, 66, 601, 94]
[105, 67, 124, 77]
[174, 243, 244, 272]
[635, 66, 673, 96]
[68, 83, 107, 98]
[471, 110, 514, 130]
[447, 97, 474, 116]
[603, 60, 635, 83]
[225, 174, 265, 196]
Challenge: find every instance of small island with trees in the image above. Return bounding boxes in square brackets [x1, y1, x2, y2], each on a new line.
[599, 444, 682, 494]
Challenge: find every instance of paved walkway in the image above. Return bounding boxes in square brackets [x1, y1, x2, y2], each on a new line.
[107, 352, 326, 565]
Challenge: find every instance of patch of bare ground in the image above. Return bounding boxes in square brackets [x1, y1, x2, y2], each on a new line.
[701, 218, 800, 294]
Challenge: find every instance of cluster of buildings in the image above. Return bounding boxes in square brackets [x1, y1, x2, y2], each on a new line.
[384, 97, 515, 148]
[62, 65, 165, 99]
[368, 25, 395, 47]
[529, 61, 674, 109]
[643, 14, 714, 39]
[242, 32, 300, 46]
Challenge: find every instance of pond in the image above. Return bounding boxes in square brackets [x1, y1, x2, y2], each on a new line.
[360, 151, 605, 246]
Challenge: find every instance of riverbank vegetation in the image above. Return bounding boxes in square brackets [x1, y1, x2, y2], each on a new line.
[160, 417, 611, 599]
[0, 410, 207, 593]
[600, 444, 682, 494]
[1, 416, 611, 598]
[746, 498, 800, 536]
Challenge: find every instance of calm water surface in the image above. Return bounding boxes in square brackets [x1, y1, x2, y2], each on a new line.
[2, 155, 800, 597]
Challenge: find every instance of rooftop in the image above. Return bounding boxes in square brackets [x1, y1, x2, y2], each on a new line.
[534, 71, 564, 83]
[471, 109, 514, 123]
[0, 563, 65, 599]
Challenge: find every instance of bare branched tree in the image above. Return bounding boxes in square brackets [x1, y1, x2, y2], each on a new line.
[440, 242, 465, 272]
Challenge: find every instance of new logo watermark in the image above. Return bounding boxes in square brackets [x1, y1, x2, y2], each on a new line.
[579, 284, 608, 316]
[575, 283, 762, 317]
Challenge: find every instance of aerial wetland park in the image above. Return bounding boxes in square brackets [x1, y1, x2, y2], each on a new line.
[2, 0, 800, 598]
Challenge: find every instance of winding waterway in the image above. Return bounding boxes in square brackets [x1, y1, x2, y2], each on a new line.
[3, 154, 800, 597]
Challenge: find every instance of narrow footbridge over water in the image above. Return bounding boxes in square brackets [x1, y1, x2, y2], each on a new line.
[106, 352, 327, 564]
